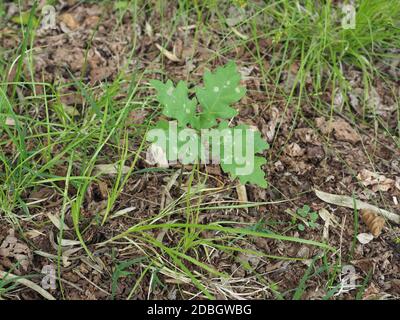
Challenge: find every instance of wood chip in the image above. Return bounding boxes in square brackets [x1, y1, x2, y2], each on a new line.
[236, 183, 248, 203]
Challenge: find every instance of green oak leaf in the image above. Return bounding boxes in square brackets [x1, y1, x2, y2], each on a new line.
[194, 61, 246, 129]
[146, 120, 200, 164]
[221, 156, 268, 188]
[216, 121, 269, 188]
[150, 79, 197, 127]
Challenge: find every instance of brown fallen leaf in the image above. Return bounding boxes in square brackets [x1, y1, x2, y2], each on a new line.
[59, 13, 79, 30]
[357, 169, 394, 192]
[53, 47, 85, 72]
[236, 183, 248, 203]
[362, 282, 383, 300]
[46, 212, 70, 231]
[0, 229, 32, 273]
[316, 118, 361, 144]
[314, 189, 400, 224]
[0, 270, 55, 300]
[83, 15, 100, 28]
[95, 180, 108, 200]
[60, 91, 84, 106]
[361, 209, 385, 237]
[87, 48, 114, 83]
[262, 107, 279, 142]
[295, 128, 321, 145]
[89, 66, 113, 83]
[315, 117, 330, 134]
[332, 120, 360, 143]
[285, 142, 305, 157]
[173, 38, 183, 60]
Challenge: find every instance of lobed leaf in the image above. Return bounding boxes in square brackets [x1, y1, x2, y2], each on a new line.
[217, 121, 269, 188]
[150, 79, 197, 127]
[194, 61, 246, 129]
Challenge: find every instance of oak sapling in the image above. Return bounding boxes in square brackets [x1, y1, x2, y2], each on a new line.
[147, 61, 269, 188]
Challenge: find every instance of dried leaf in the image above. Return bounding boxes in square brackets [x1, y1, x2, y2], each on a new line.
[285, 142, 305, 157]
[319, 208, 340, 240]
[0, 229, 32, 272]
[361, 209, 385, 237]
[236, 183, 248, 202]
[59, 13, 79, 30]
[263, 107, 279, 142]
[146, 144, 169, 168]
[155, 43, 181, 62]
[331, 120, 361, 143]
[295, 128, 321, 145]
[96, 180, 108, 200]
[62, 247, 83, 267]
[316, 118, 361, 144]
[357, 233, 374, 244]
[46, 212, 70, 231]
[145, 22, 153, 37]
[0, 270, 55, 300]
[83, 15, 100, 28]
[59, 239, 81, 247]
[110, 207, 136, 219]
[318, 208, 340, 227]
[25, 229, 45, 239]
[314, 189, 400, 224]
[357, 169, 394, 192]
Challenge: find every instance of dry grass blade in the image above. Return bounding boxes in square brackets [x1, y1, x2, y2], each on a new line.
[0, 271, 56, 300]
[155, 43, 181, 62]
